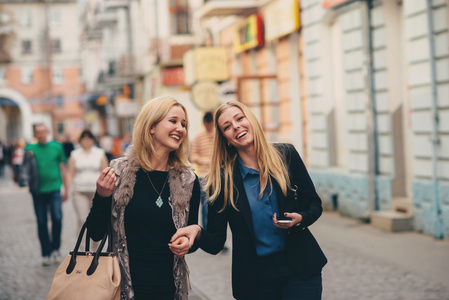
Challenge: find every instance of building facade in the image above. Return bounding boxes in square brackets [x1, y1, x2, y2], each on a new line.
[79, 0, 205, 139]
[0, 0, 84, 142]
[193, 0, 449, 239]
[302, 0, 449, 239]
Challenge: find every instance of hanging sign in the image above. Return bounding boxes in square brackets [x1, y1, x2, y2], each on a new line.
[233, 14, 263, 54]
[264, 0, 300, 42]
[191, 81, 221, 111]
[183, 47, 230, 85]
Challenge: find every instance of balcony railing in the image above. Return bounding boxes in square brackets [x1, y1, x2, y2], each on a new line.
[104, 0, 129, 11]
[195, 0, 259, 20]
[94, 11, 117, 29]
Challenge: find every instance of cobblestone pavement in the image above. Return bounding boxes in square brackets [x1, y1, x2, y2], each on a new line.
[1, 165, 449, 300]
[186, 212, 449, 300]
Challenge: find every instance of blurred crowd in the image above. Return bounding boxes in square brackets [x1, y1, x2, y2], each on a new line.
[0, 131, 131, 182]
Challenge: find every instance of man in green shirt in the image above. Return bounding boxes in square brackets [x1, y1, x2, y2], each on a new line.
[25, 124, 68, 266]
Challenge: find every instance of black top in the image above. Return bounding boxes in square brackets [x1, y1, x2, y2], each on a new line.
[126, 169, 175, 297]
[88, 168, 200, 299]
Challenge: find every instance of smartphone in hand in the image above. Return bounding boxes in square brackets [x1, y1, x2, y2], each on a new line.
[276, 219, 292, 224]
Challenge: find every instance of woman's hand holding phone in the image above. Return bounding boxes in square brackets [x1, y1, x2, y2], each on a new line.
[272, 212, 302, 229]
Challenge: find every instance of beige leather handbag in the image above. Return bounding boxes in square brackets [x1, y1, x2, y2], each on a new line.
[46, 222, 121, 300]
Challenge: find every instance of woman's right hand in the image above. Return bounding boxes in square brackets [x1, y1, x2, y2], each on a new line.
[96, 167, 116, 197]
[170, 225, 202, 249]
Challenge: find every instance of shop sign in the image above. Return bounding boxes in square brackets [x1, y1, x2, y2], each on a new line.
[322, 0, 351, 9]
[195, 47, 230, 82]
[85, 110, 99, 123]
[191, 81, 221, 111]
[233, 14, 263, 54]
[183, 47, 230, 85]
[115, 101, 138, 117]
[264, 0, 300, 42]
[162, 67, 184, 85]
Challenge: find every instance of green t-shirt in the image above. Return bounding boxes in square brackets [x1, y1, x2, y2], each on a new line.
[26, 141, 67, 193]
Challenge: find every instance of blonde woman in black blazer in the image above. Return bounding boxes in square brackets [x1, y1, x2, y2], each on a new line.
[172, 101, 327, 300]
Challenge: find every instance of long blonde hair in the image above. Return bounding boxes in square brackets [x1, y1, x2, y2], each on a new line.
[132, 95, 191, 170]
[204, 101, 290, 211]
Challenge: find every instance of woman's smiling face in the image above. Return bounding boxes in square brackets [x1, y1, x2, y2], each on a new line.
[218, 106, 254, 151]
[150, 105, 187, 153]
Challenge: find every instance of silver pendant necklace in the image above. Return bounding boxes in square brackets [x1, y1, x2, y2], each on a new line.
[144, 170, 168, 208]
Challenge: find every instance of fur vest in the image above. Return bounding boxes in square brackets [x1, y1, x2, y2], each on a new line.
[110, 146, 195, 300]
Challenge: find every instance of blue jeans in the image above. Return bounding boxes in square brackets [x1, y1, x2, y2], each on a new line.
[255, 251, 323, 300]
[199, 178, 208, 229]
[32, 191, 63, 257]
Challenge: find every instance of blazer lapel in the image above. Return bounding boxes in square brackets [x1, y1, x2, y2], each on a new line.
[232, 162, 257, 246]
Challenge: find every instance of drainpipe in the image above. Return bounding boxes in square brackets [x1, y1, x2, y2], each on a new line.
[425, 0, 443, 239]
[364, 0, 380, 214]
[126, 3, 133, 61]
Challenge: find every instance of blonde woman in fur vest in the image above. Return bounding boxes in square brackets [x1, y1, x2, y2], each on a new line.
[87, 96, 201, 300]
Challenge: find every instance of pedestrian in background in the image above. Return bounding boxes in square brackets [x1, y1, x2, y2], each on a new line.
[172, 101, 327, 300]
[66, 129, 108, 249]
[99, 134, 113, 162]
[121, 132, 132, 153]
[12, 138, 26, 183]
[87, 96, 201, 300]
[60, 133, 75, 162]
[21, 124, 68, 266]
[189, 111, 214, 229]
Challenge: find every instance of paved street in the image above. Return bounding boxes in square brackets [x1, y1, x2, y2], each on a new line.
[187, 213, 449, 300]
[1, 165, 449, 300]
[0, 167, 203, 300]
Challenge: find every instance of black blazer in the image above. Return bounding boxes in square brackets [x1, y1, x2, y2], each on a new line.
[198, 143, 327, 300]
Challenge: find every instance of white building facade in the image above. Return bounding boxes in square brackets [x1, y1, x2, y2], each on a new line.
[302, 0, 449, 239]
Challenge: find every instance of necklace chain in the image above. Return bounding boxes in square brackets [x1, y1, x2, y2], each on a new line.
[143, 169, 168, 208]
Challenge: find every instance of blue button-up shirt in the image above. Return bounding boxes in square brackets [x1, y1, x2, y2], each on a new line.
[238, 157, 286, 256]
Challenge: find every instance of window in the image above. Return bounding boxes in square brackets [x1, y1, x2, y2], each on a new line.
[50, 9, 61, 27]
[19, 11, 31, 27]
[22, 40, 32, 54]
[108, 61, 116, 76]
[55, 95, 64, 108]
[52, 39, 61, 53]
[329, 20, 348, 168]
[172, 12, 189, 35]
[52, 67, 64, 84]
[21, 66, 33, 84]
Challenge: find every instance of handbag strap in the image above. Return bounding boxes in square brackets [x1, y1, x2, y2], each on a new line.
[84, 219, 113, 253]
[66, 221, 111, 275]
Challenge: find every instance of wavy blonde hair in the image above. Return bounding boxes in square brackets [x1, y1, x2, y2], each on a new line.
[204, 101, 289, 211]
[132, 95, 191, 170]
